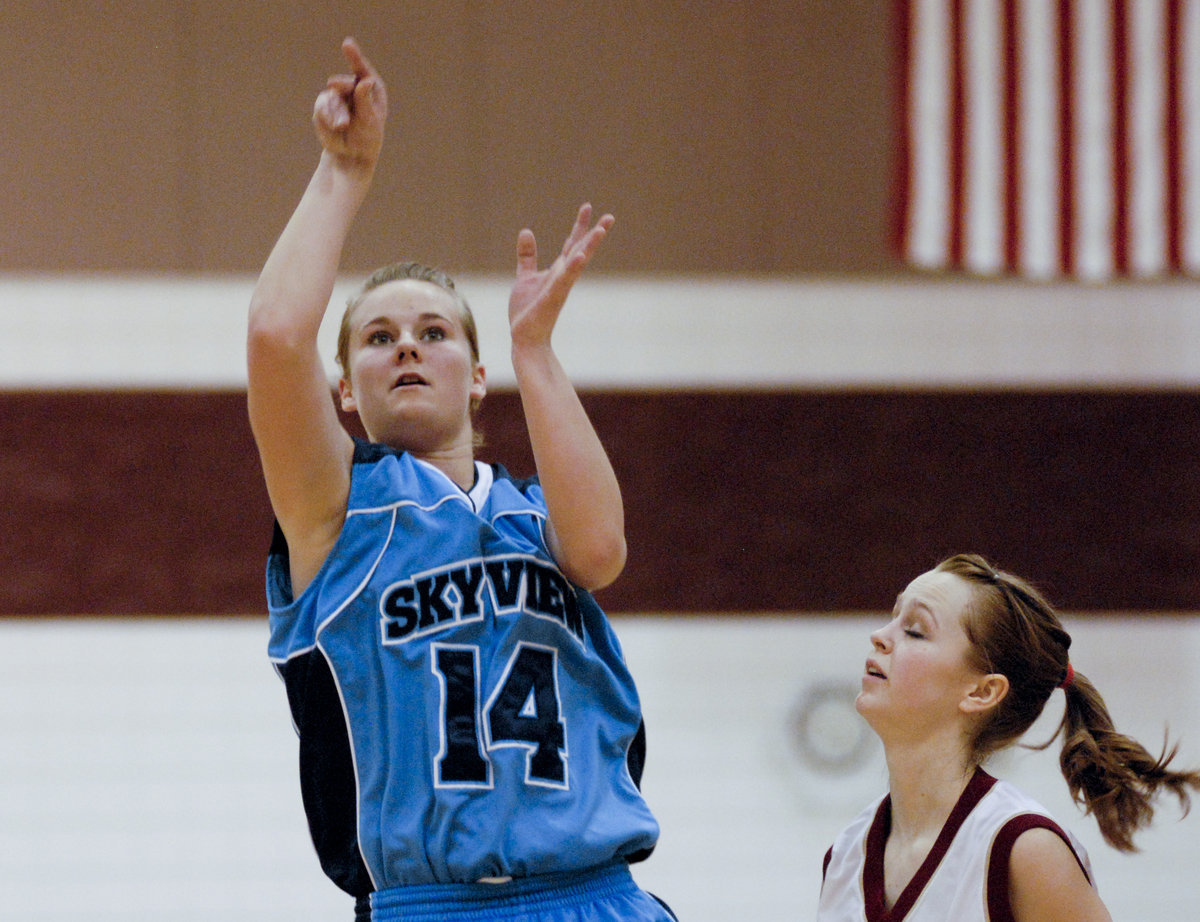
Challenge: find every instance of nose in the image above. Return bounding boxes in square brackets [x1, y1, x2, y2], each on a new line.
[395, 331, 420, 360]
[870, 626, 891, 652]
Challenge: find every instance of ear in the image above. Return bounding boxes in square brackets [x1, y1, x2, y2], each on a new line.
[338, 376, 357, 414]
[470, 363, 487, 402]
[960, 673, 1009, 716]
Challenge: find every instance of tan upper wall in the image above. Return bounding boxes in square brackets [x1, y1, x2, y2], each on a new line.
[0, 0, 897, 275]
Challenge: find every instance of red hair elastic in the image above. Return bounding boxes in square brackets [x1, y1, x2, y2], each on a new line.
[1058, 663, 1074, 690]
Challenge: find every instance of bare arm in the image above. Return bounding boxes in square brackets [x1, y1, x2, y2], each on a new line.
[1009, 829, 1113, 922]
[508, 205, 625, 590]
[246, 38, 387, 595]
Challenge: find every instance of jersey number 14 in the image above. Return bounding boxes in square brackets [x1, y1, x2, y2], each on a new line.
[432, 641, 568, 789]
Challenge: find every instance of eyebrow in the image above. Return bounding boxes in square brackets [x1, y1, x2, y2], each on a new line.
[359, 311, 453, 329]
[895, 595, 939, 626]
[911, 600, 939, 626]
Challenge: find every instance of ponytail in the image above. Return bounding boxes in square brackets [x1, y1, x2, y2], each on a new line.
[1057, 668, 1200, 852]
[936, 553, 1200, 852]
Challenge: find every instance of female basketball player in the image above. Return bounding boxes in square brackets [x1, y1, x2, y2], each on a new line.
[247, 38, 674, 921]
[816, 553, 1200, 921]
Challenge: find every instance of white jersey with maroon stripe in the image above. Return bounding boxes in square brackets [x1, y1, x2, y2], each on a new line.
[817, 768, 1094, 922]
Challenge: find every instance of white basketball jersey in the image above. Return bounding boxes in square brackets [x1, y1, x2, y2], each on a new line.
[817, 769, 1094, 922]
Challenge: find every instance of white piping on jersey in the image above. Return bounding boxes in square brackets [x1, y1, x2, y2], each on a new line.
[491, 506, 550, 558]
[273, 510, 401, 890]
[269, 505, 401, 665]
[266, 511, 400, 889]
[346, 492, 471, 520]
[344, 458, 495, 520]
[317, 639, 380, 893]
[272, 461, 557, 667]
[315, 504, 400, 643]
[395, 454, 495, 514]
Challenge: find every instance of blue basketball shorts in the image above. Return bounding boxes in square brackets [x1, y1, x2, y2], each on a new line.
[353, 862, 677, 921]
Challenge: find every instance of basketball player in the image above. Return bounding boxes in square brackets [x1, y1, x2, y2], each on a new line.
[247, 37, 675, 921]
[816, 554, 1200, 921]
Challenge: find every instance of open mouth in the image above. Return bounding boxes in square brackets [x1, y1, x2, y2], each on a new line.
[394, 373, 428, 388]
[865, 660, 887, 680]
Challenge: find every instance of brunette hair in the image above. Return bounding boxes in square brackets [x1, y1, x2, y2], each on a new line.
[937, 553, 1200, 852]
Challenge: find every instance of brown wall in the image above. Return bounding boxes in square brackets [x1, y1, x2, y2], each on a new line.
[5, 5, 1197, 617]
[4, 389, 1198, 615]
[1, 1, 896, 275]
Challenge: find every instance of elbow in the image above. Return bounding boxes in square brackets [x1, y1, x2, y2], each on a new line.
[246, 318, 293, 377]
[565, 532, 627, 592]
[247, 291, 291, 345]
[247, 294, 283, 354]
[247, 294, 315, 364]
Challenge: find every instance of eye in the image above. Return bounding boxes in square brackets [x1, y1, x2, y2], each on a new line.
[903, 623, 926, 639]
[421, 325, 447, 342]
[365, 329, 393, 345]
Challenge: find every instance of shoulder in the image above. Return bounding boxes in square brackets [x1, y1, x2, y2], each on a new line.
[485, 463, 547, 513]
[350, 436, 403, 466]
[825, 793, 886, 866]
[998, 821, 1111, 922]
[818, 796, 885, 916]
[347, 439, 453, 503]
[490, 462, 539, 493]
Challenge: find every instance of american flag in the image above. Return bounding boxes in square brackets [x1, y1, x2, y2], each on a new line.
[894, 0, 1200, 280]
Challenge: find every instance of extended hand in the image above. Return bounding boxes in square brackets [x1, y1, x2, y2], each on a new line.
[312, 37, 388, 165]
[509, 204, 615, 349]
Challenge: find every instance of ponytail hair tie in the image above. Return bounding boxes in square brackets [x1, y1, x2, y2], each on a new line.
[1058, 663, 1074, 690]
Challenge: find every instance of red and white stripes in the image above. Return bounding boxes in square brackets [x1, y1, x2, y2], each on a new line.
[894, 0, 1200, 279]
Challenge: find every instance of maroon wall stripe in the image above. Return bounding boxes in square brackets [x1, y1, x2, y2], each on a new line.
[1002, 0, 1022, 271]
[891, 0, 914, 262]
[1059, 0, 1078, 276]
[1166, 0, 1184, 272]
[3, 390, 1199, 616]
[949, 0, 968, 268]
[1111, 0, 1131, 275]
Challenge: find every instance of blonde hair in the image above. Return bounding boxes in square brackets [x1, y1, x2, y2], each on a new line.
[336, 262, 480, 377]
[336, 262, 484, 440]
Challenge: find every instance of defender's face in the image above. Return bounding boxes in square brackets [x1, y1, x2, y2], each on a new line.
[339, 279, 486, 452]
[857, 570, 983, 742]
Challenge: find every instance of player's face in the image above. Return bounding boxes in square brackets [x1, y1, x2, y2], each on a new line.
[339, 279, 486, 452]
[856, 570, 985, 743]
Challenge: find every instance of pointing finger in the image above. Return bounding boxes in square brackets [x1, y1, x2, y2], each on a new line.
[341, 36, 378, 82]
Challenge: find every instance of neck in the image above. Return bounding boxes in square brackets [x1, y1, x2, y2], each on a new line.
[883, 739, 978, 844]
[414, 445, 477, 491]
[365, 422, 478, 491]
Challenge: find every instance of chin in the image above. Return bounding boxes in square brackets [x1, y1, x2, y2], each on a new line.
[854, 693, 886, 730]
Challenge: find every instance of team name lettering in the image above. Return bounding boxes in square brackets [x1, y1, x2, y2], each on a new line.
[381, 555, 583, 644]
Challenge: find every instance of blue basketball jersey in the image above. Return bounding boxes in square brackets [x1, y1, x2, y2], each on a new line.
[266, 439, 659, 896]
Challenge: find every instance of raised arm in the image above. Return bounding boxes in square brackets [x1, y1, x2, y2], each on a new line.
[508, 205, 625, 590]
[247, 38, 388, 594]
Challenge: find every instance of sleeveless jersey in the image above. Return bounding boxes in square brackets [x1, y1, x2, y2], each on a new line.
[817, 769, 1094, 922]
[266, 439, 659, 896]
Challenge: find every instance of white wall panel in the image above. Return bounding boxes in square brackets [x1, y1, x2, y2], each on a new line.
[1, 615, 1196, 920]
[2, 275, 1199, 390]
